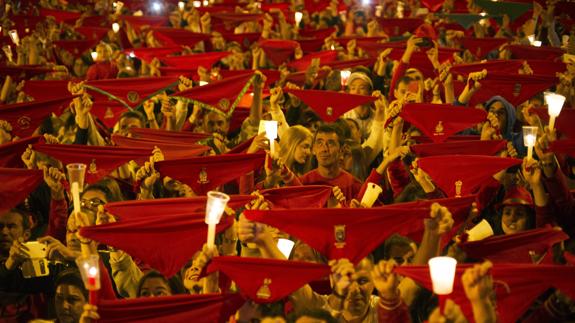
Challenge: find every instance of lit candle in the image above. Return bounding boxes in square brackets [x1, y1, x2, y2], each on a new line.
[66, 163, 86, 215]
[277, 238, 295, 259]
[112, 22, 120, 33]
[340, 70, 351, 88]
[8, 29, 19, 46]
[76, 255, 101, 304]
[544, 91, 566, 131]
[294, 12, 303, 26]
[522, 126, 537, 160]
[264, 120, 278, 157]
[205, 191, 230, 250]
[428, 256, 457, 313]
[193, 0, 201, 7]
[91, 51, 98, 61]
[178, 1, 185, 11]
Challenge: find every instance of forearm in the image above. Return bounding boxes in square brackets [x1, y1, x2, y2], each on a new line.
[470, 299, 497, 323]
[0, 76, 13, 103]
[110, 251, 144, 298]
[531, 183, 548, 207]
[270, 104, 289, 137]
[362, 121, 384, 164]
[174, 100, 188, 131]
[413, 231, 440, 265]
[457, 85, 477, 105]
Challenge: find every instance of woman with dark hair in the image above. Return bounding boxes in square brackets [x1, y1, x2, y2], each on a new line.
[136, 270, 186, 298]
[54, 269, 89, 323]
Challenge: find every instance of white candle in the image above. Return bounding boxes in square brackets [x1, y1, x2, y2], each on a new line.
[545, 91, 566, 131]
[428, 256, 457, 295]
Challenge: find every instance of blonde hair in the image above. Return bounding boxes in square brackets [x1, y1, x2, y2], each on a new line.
[279, 125, 312, 176]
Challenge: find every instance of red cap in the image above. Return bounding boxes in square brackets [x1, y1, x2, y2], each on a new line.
[155, 152, 265, 195]
[500, 185, 534, 208]
[411, 140, 506, 157]
[508, 44, 564, 61]
[80, 214, 233, 277]
[0, 168, 43, 215]
[208, 256, 330, 303]
[0, 96, 76, 138]
[87, 76, 179, 108]
[0, 65, 55, 81]
[105, 195, 256, 222]
[284, 89, 377, 122]
[449, 60, 523, 76]
[375, 18, 424, 36]
[400, 103, 487, 143]
[396, 263, 575, 323]
[260, 185, 333, 209]
[0, 136, 41, 168]
[39, 8, 81, 23]
[97, 294, 244, 323]
[53, 39, 99, 58]
[171, 72, 255, 117]
[160, 52, 231, 69]
[32, 143, 151, 184]
[112, 135, 210, 160]
[126, 47, 182, 64]
[287, 50, 338, 71]
[417, 155, 522, 197]
[75, 26, 109, 42]
[130, 127, 210, 143]
[152, 28, 211, 48]
[258, 39, 300, 66]
[460, 227, 567, 263]
[420, 0, 446, 12]
[460, 37, 508, 58]
[245, 205, 448, 264]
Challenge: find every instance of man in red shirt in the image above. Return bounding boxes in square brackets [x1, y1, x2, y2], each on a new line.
[294, 124, 362, 205]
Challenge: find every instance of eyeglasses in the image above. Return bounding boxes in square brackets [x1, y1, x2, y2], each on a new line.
[81, 198, 106, 210]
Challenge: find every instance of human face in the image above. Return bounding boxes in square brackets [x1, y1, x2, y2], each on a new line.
[66, 190, 104, 251]
[0, 212, 29, 256]
[387, 244, 416, 266]
[394, 81, 418, 101]
[117, 117, 143, 137]
[488, 101, 508, 133]
[343, 259, 374, 319]
[501, 205, 529, 234]
[348, 78, 370, 96]
[293, 137, 312, 165]
[313, 132, 341, 168]
[139, 277, 172, 297]
[81, 189, 107, 215]
[203, 112, 229, 135]
[55, 284, 87, 323]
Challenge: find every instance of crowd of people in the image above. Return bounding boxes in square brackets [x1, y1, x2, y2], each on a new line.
[1, 0, 575, 322]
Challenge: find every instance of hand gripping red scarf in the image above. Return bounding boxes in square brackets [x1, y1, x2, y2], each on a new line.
[104, 195, 256, 222]
[96, 293, 245, 323]
[32, 143, 152, 184]
[207, 256, 330, 303]
[411, 140, 506, 157]
[155, 153, 265, 195]
[80, 214, 234, 277]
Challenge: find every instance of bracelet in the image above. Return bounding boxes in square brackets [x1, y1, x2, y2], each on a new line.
[378, 299, 402, 311]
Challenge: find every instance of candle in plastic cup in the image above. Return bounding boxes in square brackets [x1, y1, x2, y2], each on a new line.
[522, 126, 537, 160]
[428, 256, 457, 295]
[340, 70, 351, 87]
[264, 121, 278, 157]
[205, 191, 230, 249]
[76, 254, 101, 291]
[294, 12, 303, 26]
[545, 91, 566, 131]
[9, 29, 19, 46]
[112, 22, 120, 33]
[178, 1, 185, 11]
[360, 182, 382, 207]
[466, 219, 494, 241]
[67, 163, 87, 192]
[91, 51, 98, 61]
[277, 238, 295, 259]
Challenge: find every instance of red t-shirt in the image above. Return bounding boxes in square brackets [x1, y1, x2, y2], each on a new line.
[299, 169, 362, 202]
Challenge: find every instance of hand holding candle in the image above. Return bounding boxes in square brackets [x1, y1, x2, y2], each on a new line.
[428, 256, 457, 313]
[264, 120, 278, 158]
[205, 191, 230, 250]
[66, 163, 86, 215]
[522, 126, 537, 160]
